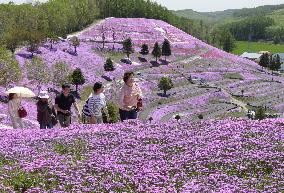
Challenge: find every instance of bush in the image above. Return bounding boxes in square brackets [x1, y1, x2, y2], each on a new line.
[255, 107, 266, 120]
[107, 102, 120, 123]
[224, 73, 244, 80]
[175, 114, 181, 121]
[104, 58, 114, 71]
[158, 77, 174, 96]
[198, 114, 204, 119]
[71, 68, 85, 92]
[140, 44, 149, 55]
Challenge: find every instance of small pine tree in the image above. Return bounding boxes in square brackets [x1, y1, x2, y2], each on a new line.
[259, 53, 270, 68]
[162, 39, 171, 61]
[140, 44, 149, 56]
[198, 114, 204, 120]
[255, 107, 266, 120]
[104, 58, 114, 71]
[158, 76, 174, 96]
[223, 33, 235, 53]
[175, 114, 181, 121]
[71, 68, 85, 92]
[71, 36, 80, 53]
[273, 35, 281, 45]
[152, 42, 162, 62]
[123, 38, 134, 58]
[271, 54, 282, 71]
[106, 102, 120, 123]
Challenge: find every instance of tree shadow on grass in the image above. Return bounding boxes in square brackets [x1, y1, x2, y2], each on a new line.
[16, 53, 33, 59]
[157, 92, 170, 98]
[138, 57, 147, 62]
[150, 61, 160, 67]
[159, 59, 169, 65]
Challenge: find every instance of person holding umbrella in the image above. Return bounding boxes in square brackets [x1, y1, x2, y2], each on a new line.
[8, 93, 24, 129]
[37, 91, 56, 129]
[6, 86, 35, 129]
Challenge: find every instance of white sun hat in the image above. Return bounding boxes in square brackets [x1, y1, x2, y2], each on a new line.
[38, 91, 50, 99]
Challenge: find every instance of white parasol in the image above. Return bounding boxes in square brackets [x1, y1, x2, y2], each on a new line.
[5, 87, 36, 98]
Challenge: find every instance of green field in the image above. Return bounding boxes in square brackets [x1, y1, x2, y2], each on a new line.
[233, 41, 284, 55]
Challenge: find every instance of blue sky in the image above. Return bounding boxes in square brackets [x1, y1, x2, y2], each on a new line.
[0, 0, 284, 12]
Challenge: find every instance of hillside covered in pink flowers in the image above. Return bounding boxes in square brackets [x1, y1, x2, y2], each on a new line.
[1, 18, 283, 128]
[1, 119, 284, 192]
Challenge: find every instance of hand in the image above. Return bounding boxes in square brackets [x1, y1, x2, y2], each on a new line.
[123, 105, 132, 111]
[61, 110, 69, 114]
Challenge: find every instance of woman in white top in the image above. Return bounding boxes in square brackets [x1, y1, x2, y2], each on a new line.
[8, 93, 24, 129]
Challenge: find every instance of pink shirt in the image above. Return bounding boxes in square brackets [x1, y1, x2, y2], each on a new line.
[119, 83, 142, 110]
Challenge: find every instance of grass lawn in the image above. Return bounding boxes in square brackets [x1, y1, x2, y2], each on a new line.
[233, 41, 284, 55]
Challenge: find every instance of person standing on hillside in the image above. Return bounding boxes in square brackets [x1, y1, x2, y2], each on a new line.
[55, 84, 81, 128]
[119, 71, 143, 121]
[37, 91, 56, 129]
[82, 82, 108, 124]
[8, 93, 24, 129]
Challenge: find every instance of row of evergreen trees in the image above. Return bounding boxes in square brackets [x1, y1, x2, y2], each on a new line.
[259, 53, 282, 71]
[105, 38, 172, 71]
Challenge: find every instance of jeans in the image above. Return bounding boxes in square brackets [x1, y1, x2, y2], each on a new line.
[40, 123, 52, 129]
[57, 114, 71, 128]
[82, 114, 103, 124]
[119, 109, 138, 121]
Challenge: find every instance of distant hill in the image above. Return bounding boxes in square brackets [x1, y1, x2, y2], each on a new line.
[173, 4, 284, 24]
[172, 9, 214, 22]
[269, 8, 284, 27]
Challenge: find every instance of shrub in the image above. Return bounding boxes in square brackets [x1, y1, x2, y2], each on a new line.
[104, 58, 115, 71]
[175, 114, 181, 121]
[107, 102, 120, 123]
[158, 77, 174, 96]
[71, 68, 85, 92]
[255, 107, 266, 120]
[198, 114, 204, 119]
[152, 42, 162, 62]
[140, 44, 149, 55]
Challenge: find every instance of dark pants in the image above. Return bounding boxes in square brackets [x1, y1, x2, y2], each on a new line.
[119, 109, 137, 121]
[57, 114, 71, 128]
[40, 123, 52, 129]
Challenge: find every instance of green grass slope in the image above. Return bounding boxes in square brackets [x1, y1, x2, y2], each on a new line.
[233, 41, 284, 55]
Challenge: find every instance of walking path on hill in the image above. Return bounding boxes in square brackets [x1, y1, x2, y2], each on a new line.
[170, 55, 249, 114]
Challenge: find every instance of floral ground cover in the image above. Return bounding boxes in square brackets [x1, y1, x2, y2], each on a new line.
[0, 119, 284, 192]
[2, 17, 284, 127]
